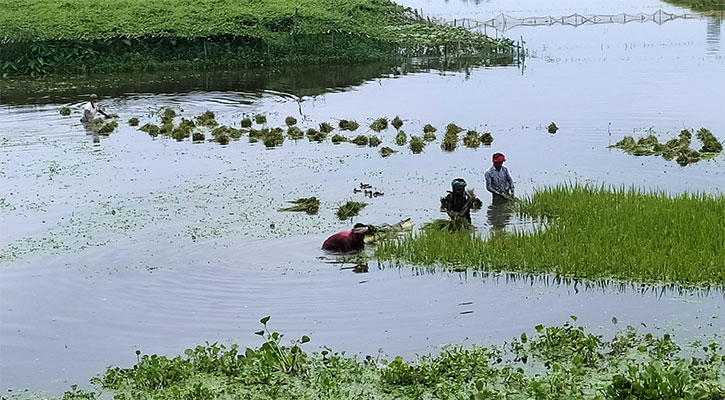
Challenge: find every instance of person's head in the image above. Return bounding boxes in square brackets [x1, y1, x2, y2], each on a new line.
[451, 178, 467, 195]
[90, 94, 98, 105]
[351, 223, 369, 238]
[492, 153, 506, 170]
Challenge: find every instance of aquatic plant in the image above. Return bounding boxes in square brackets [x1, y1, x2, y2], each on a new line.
[391, 116, 403, 130]
[611, 128, 720, 166]
[395, 130, 407, 146]
[139, 123, 160, 137]
[351, 135, 369, 146]
[127, 117, 139, 126]
[97, 120, 118, 135]
[423, 219, 472, 232]
[319, 122, 334, 133]
[370, 118, 388, 132]
[211, 125, 241, 141]
[254, 114, 267, 125]
[196, 111, 218, 127]
[422, 131, 436, 142]
[339, 119, 359, 131]
[59, 106, 71, 116]
[159, 122, 174, 136]
[263, 127, 285, 147]
[409, 136, 424, 154]
[336, 200, 367, 220]
[306, 128, 326, 143]
[462, 130, 481, 148]
[480, 132, 493, 145]
[548, 122, 558, 134]
[278, 197, 320, 215]
[192, 132, 205, 142]
[377, 185, 725, 287]
[441, 133, 458, 152]
[380, 146, 397, 157]
[241, 117, 253, 128]
[331, 134, 348, 144]
[423, 124, 437, 134]
[696, 128, 723, 153]
[467, 189, 483, 210]
[287, 126, 304, 140]
[285, 116, 297, 126]
[368, 136, 382, 147]
[445, 123, 464, 136]
[161, 108, 176, 125]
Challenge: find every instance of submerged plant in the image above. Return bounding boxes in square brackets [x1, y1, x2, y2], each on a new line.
[391, 116, 403, 130]
[331, 134, 348, 144]
[287, 126, 304, 140]
[339, 119, 359, 131]
[255, 114, 267, 125]
[380, 146, 397, 157]
[278, 197, 320, 215]
[128, 117, 139, 126]
[59, 106, 71, 116]
[368, 136, 382, 147]
[409, 136, 425, 154]
[395, 130, 407, 146]
[319, 122, 334, 133]
[241, 117, 253, 128]
[481, 132, 493, 145]
[548, 122, 558, 134]
[196, 111, 218, 127]
[370, 118, 388, 132]
[336, 200, 367, 220]
[306, 128, 326, 143]
[463, 130, 481, 148]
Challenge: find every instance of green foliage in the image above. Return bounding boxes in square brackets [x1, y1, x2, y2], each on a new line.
[423, 124, 437, 134]
[351, 135, 368, 146]
[254, 114, 267, 125]
[696, 127, 723, 153]
[287, 126, 304, 140]
[96, 120, 118, 135]
[610, 128, 721, 166]
[127, 117, 139, 126]
[409, 135, 424, 154]
[336, 200, 367, 220]
[380, 146, 397, 157]
[331, 134, 348, 144]
[339, 119, 359, 131]
[391, 116, 403, 130]
[195, 111, 218, 127]
[319, 122, 334, 133]
[660, 0, 725, 11]
[139, 123, 160, 137]
[306, 128, 327, 142]
[548, 122, 558, 134]
[241, 117, 253, 128]
[263, 127, 285, 147]
[370, 117, 388, 132]
[192, 132, 205, 142]
[423, 131, 436, 142]
[480, 131, 493, 145]
[278, 197, 320, 215]
[368, 135, 382, 147]
[284, 116, 297, 126]
[462, 130, 481, 148]
[395, 130, 407, 146]
[59, 106, 71, 116]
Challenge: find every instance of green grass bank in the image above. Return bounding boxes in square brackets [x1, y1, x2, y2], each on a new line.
[662, 0, 725, 12]
[376, 185, 725, 288]
[18, 317, 725, 400]
[0, 0, 516, 76]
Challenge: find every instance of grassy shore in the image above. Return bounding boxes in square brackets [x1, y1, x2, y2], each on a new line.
[0, 0, 515, 76]
[376, 185, 725, 288]
[662, 0, 725, 12]
[24, 317, 724, 400]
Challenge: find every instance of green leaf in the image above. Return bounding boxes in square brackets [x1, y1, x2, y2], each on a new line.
[612, 317, 618, 325]
[254, 330, 264, 336]
[520, 332, 527, 343]
[535, 324, 544, 332]
[570, 315, 578, 321]
[301, 335, 310, 343]
[260, 316, 270, 324]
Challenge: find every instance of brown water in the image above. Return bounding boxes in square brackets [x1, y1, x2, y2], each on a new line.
[1, 0, 724, 395]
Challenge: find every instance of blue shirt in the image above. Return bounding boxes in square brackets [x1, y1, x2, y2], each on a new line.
[485, 166, 514, 196]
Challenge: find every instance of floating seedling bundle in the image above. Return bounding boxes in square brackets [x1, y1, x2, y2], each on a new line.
[263, 128, 285, 147]
[368, 136, 382, 147]
[241, 118, 253, 128]
[423, 124, 437, 134]
[306, 128, 326, 143]
[331, 134, 348, 144]
[140, 123, 160, 137]
[351, 135, 369, 146]
[370, 118, 388, 132]
[697, 128, 723, 153]
[409, 136, 425, 154]
[610, 128, 721, 166]
[339, 120, 359, 131]
[254, 114, 267, 125]
[161, 108, 177, 125]
[278, 197, 320, 215]
[380, 146, 397, 157]
[395, 130, 407, 146]
[192, 132, 205, 142]
[423, 131, 436, 142]
[285, 116, 298, 126]
[287, 126, 304, 140]
[59, 107, 71, 116]
[422, 218, 473, 233]
[336, 200, 367, 220]
[391, 116, 403, 130]
[441, 123, 463, 152]
[319, 122, 334, 133]
[196, 111, 218, 127]
[463, 130, 481, 148]
[96, 120, 118, 135]
[481, 132, 493, 145]
[128, 117, 139, 126]
[548, 122, 558, 134]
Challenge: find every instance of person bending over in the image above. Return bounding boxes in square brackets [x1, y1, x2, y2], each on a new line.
[322, 223, 369, 253]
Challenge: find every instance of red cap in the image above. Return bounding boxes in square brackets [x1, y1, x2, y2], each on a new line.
[492, 154, 506, 163]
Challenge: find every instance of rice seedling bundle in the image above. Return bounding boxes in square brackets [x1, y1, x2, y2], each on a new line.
[319, 122, 334, 133]
[263, 128, 285, 147]
[339, 120, 359, 131]
[196, 111, 218, 127]
[380, 146, 397, 157]
[336, 201, 368, 220]
[370, 118, 388, 132]
[241, 118, 253, 128]
[391, 116, 403, 130]
[287, 126, 304, 140]
[423, 131, 436, 142]
[696, 128, 723, 153]
[161, 108, 176, 125]
[610, 128, 720, 166]
[462, 130, 481, 148]
[59, 107, 71, 116]
[548, 122, 558, 134]
[423, 124, 437, 134]
[306, 128, 326, 142]
[481, 132, 493, 145]
[368, 136, 382, 147]
[128, 117, 139, 126]
[192, 132, 205, 142]
[351, 135, 369, 146]
[331, 134, 348, 144]
[140, 123, 160, 137]
[409, 136, 424, 154]
[97, 120, 118, 135]
[254, 114, 267, 125]
[395, 130, 407, 146]
[278, 197, 320, 215]
[285, 116, 298, 126]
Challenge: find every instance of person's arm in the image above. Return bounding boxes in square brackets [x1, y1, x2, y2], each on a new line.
[98, 105, 110, 118]
[506, 169, 515, 197]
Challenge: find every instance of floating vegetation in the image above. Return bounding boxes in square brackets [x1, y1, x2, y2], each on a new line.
[378, 185, 725, 287]
[610, 128, 721, 166]
[248, 128, 263, 143]
[263, 127, 285, 147]
[97, 120, 118, 135]
[161, 108, 176, 125]
[319, 122, 334, 133]
[423, 131, 436, 142]
[211, 125, 242, 142]
[380, 146, 397, 157]
[127, 117, 139, 126]
[192, 132, 205, 142]
[368, 135, 382, 147]
[195, 110, 218, 127]
[278, 197, 320, 215]
[423, 218, 473, 232]
[697, 127, 723, 153]
[241, 117, 252, 128]
[409, 135, 425, 154]
[139, 123, 160, 137]
[287, 126, 304, 140]
[441, 133, 458, 151]
[336, 200, 367, 220]
[445, 123, 465, 136]
[331, 134, 348, 144]
[462, 130, 481, 148]
[548, 122, 558, 134]
[481, 132, 493, 145]
[59, 106, 71, 116]
[391, 116, 403, 130]
[370, 118, 388, 132]
[423, 124, 437, 134]
[285, 116, 297, 126]
[351, 135, 369, 146]
[339, 119, 359, 131]
[254, 114, 267, 125]
[306, 128, 326, 143]
[395, 130, 407, 146]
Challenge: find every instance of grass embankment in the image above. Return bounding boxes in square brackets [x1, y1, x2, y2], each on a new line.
[0, 0, 515, 76]
[661, 0, 725, 12]
[41, 317, 725, 400]
[376, 185, 725, 288]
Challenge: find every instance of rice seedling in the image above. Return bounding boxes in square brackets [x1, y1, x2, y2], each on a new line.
[462, 130, 481, 148]
[285, 116, 297, 126]
[255, 114, 267, 125]
[422, 218, 473, 232]
[263, 127, 285, 147]
[287, 126, 304, 140]
[336, 200, 367, 220]
[196, 111, 218, 127]
[351, 135, 369, 146]
[467, 189, 483, 210]
[409, 136, 424, 154]
[161, 108, 176, 125]
[423, 124, 437, 134]
[128, 117, 139, 126]
[441, 133, 458, 152]
[59, 106, 71, 116]
[380, 146, 397, 157]
[248, 128, 264, 143]
[278, 197, 320, 215]
[97, 120, 118, 135]
[696, 128, 723, 153]
[445, 123, 464, 136]
[377, 185, 725, 287]
[370, 118, 388, 132]
[192, 132, 205, 142]
[331, 134, 348, 144]
[160, 122, 174, 136]
[610, 128, 720, 166]
[339, 119, 359, 131]
[423, 131, 436, 142]
[139, 123, 160, 137]
[306, 128, 326, 143]
[395, 130, 407, 146]
[481, 132, 493, 145]
[547, 122, 558, 134]
[391, 116, 403, 130]
[241, 117, 253, 128]
[368, 135, 382, 147]
[319, 122, 334, 133]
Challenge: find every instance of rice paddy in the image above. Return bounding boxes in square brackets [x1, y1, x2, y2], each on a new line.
[610, 128, 722, 166]
[336, 200, 367, 220]
[376, 185, 725, 288]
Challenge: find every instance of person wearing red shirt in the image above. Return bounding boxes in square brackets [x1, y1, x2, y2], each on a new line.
[322, 223, 369, 252]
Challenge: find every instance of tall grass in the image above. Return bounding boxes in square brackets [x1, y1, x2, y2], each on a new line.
[376, 185, 725, 287]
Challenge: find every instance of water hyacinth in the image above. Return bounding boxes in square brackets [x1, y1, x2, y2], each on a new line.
[339, 119, 359, 131]
[370, 118, 388, 132]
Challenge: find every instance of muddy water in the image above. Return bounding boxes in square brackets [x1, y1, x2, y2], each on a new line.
[1, 0, 724, 395]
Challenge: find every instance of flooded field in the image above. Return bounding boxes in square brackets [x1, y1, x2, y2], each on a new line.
[1, 0, 723, 395]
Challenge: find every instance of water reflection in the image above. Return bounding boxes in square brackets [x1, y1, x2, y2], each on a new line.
[706, 17, 722, 54]
[486, 196, 513, 231]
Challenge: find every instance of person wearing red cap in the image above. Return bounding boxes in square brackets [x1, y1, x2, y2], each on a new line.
[322, 223, 369, 252]
[485, 152, 515, 202]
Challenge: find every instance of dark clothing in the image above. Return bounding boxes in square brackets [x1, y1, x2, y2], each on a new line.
[322, 231, 365, 252]
[443, 191, 472, 223]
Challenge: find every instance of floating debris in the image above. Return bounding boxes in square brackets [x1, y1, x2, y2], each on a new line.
[380, 146, 397, 157]
[97, 120, 118, 135]
[285, 116, 298, 126]
[59, 107, 71, 116]
[319, 122, 334, 133]
[278, 197, 320, 215]
[241, 118, 252, 128]
[306, 128, 326, 143]
[339, 120, 359, 131]
[351, 135, 369, 146]
[697, 128, 723, 153]
[192, 132, 205, 142]
[196, 111, 218, 127]
[423, 131, 437, 142]
[463, 130, 481, 148]
[140, 123, 160, 137]
[331, 134, 348, 144]
[370, 118, 388, 132]
[336, 200, 367, 220]
[254, 114, 267, 125]
[410, 136, 425, 154]
[423, 124, 437, 134]
[368, 136, 382, 147]
[548, 122, 558, 134]
[481, 132, 493, 145]
[395, 130, 407, 146]
[287, 126, 304, 140]
[128, 117, 139, 126]
[391, 116, 403, 130]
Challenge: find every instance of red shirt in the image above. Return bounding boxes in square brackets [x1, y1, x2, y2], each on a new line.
[322, 231, 364, 252]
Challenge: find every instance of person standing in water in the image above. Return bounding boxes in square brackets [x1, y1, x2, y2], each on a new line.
[442, 178, 473, 223]
[80, 94, 110, 123]
[485, 153, 515, 203]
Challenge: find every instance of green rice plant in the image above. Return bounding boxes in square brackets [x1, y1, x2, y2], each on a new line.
[97, 120, 118, 135]
[445, 123, 464, 136]
[140, 123, 160, 137]
[370, 118, 388, 132]
[336, 200, 367, 220]
[161, 108, 176, 125]
[547, 122, 558, 134]
[159, 122, 174, 136]
[696, 128, 723, 153]
[423, 131, 436, 142]
[59, 106, 71, 116]
[462, 130, 481, 148]
[395, 130, 407, 146]
[339, 119, 359, 131]
[241, 117, 253, 128]
[481, 132, 493, 145]
[319, 122, 334, 133]
[196, 111, 218, 127]
[391, 116, 403, 130]
[422, 219, 472, 232]
[248, 128, 264, 143]
[351, 135, 368, 146]
[380, 146, 397, 157]
[611, 128, 720, 166]
[368, 135, 382, 147]
[377, 185, 725, 287]
[128, 117, 139, 126]
[306, 128, 326, 143]
[423, 124, 437, 134]
[263, 127, 285, 147]
[192, 132, 205, 142]
[278, 197, 320, 215]
[409, 135, 424, 154]
[331, 134, 348, 144]
[287, 126, 304, 140]
[255, 114, 267, 125]
[441, 131, 458, 152]
[285, 116, 297, 126]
